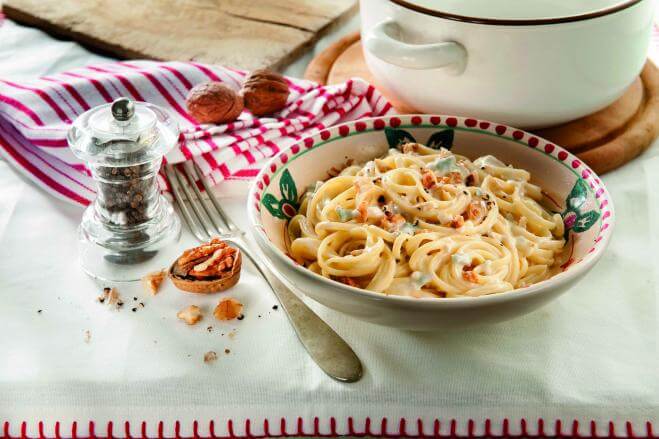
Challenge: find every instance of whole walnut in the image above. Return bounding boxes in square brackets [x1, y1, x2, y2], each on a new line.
[241, 69, 290, 116]
[186, 82, 243, 124]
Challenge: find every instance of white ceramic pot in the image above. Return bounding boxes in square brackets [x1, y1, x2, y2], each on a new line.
[361, 0, 654, 128]
[247, 115, 615, 330]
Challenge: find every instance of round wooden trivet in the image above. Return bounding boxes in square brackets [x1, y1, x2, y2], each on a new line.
[304, 31, 659, 174]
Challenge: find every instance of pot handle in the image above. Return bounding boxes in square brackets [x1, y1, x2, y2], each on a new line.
[363, 19, 467, 73]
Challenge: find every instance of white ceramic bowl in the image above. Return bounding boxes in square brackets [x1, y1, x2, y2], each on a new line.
[247, 115, 615, 330]
[361, 0, 654, 128]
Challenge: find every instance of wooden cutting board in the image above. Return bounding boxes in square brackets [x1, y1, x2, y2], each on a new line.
[2, 0, 357, 71]
[305, 32, 659, 175]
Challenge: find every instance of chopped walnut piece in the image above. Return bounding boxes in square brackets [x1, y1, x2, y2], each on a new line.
[401, 143, 420, 154]
[213, 298, 243, 321]
[462, 268, 479, 283]
[97, 287, 110, 303]
[421, 169, 437, 189]
[178, 238, 227, 269]
[98, 287, 123, 309]
[338, 276, 359, 287]
[439, 172, 463, 184]
[356, 200, 369, 223]
[174, 239, 238, 280]
[449, 216, 465, 228]
[189, 247, 237, 279]
[107, 288, 120, 306]
[142, 270, 166, 295]
[379, 213, 406, 232]
[203, 351, 218, 364]
[177, 305, 203, 325]
[83, 330, 91, 343]
[466, 201, 485, 222]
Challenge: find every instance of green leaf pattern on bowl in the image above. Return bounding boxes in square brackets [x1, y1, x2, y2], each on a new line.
[261, 169, 299, 219]
[385, 127, 455, 150]
[262, 129, 599, 236]
[561, 178, 600, 234]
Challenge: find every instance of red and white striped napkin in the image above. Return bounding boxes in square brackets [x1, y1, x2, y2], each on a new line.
[0, 61, 393, 206]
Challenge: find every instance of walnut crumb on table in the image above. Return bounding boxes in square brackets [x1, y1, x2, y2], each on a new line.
[98, 287, 123, 309]
[213, 298, 243, 321]
[107, 288, 120, 305]
[142, 270, 166, 295]
[177, 305, 203, 325]
[203, 351, 218, 364]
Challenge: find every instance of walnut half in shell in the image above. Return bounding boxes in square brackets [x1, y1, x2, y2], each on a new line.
[169, 238, 242, 294]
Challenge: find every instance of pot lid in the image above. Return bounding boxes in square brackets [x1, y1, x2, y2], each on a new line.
[68, 97, 179, 167]
[390, 0, 642, 24]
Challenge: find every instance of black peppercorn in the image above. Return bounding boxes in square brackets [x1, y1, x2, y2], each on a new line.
[94, 162, 158, 226]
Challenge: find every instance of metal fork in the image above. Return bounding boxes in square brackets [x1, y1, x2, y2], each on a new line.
[164, 162, 363, 383]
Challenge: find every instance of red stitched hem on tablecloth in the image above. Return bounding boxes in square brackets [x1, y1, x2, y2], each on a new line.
[1, 418, 656, 439]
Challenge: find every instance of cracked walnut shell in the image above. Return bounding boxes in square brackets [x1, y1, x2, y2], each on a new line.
[186, 82, 243, 124]
[241, 69, 289, 116]
[169, 238, 242, 294]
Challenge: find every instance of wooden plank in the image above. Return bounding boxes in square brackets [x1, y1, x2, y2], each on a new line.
[2, 0, 357, 71]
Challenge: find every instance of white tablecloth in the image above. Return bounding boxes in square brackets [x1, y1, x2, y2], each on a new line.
[0, 15, 657, 439]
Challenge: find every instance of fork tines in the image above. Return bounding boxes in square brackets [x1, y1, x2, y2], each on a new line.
[164, 162, 234, 242]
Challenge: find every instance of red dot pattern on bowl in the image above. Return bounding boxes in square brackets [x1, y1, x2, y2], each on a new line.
[251, 116, 612, 262]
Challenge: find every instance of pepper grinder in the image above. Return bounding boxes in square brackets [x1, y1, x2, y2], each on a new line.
[68, 97, 181, 281]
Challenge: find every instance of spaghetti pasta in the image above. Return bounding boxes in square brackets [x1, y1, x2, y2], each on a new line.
[287, 143, 566, 298]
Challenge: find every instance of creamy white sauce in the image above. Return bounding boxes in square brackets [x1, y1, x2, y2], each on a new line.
[427, 155, 457, 175]
[411, 271, 431, 289]
[474, 155, 506, 169]
[367, 206, 384, 220]
[397, 222, 417, 236]
[336, 206, 357, 221]
[451, 252, 472, 267]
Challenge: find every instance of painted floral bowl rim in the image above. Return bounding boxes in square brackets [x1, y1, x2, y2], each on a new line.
[246, 115, 615, 306]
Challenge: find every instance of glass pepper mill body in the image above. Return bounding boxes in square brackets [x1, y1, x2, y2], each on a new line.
[69, 97, 181, 281]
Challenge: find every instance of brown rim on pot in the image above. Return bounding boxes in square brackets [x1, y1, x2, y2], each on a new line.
[389, 0, 645, 26]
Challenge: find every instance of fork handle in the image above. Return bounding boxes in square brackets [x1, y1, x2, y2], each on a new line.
[230, 240, 363, 383]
